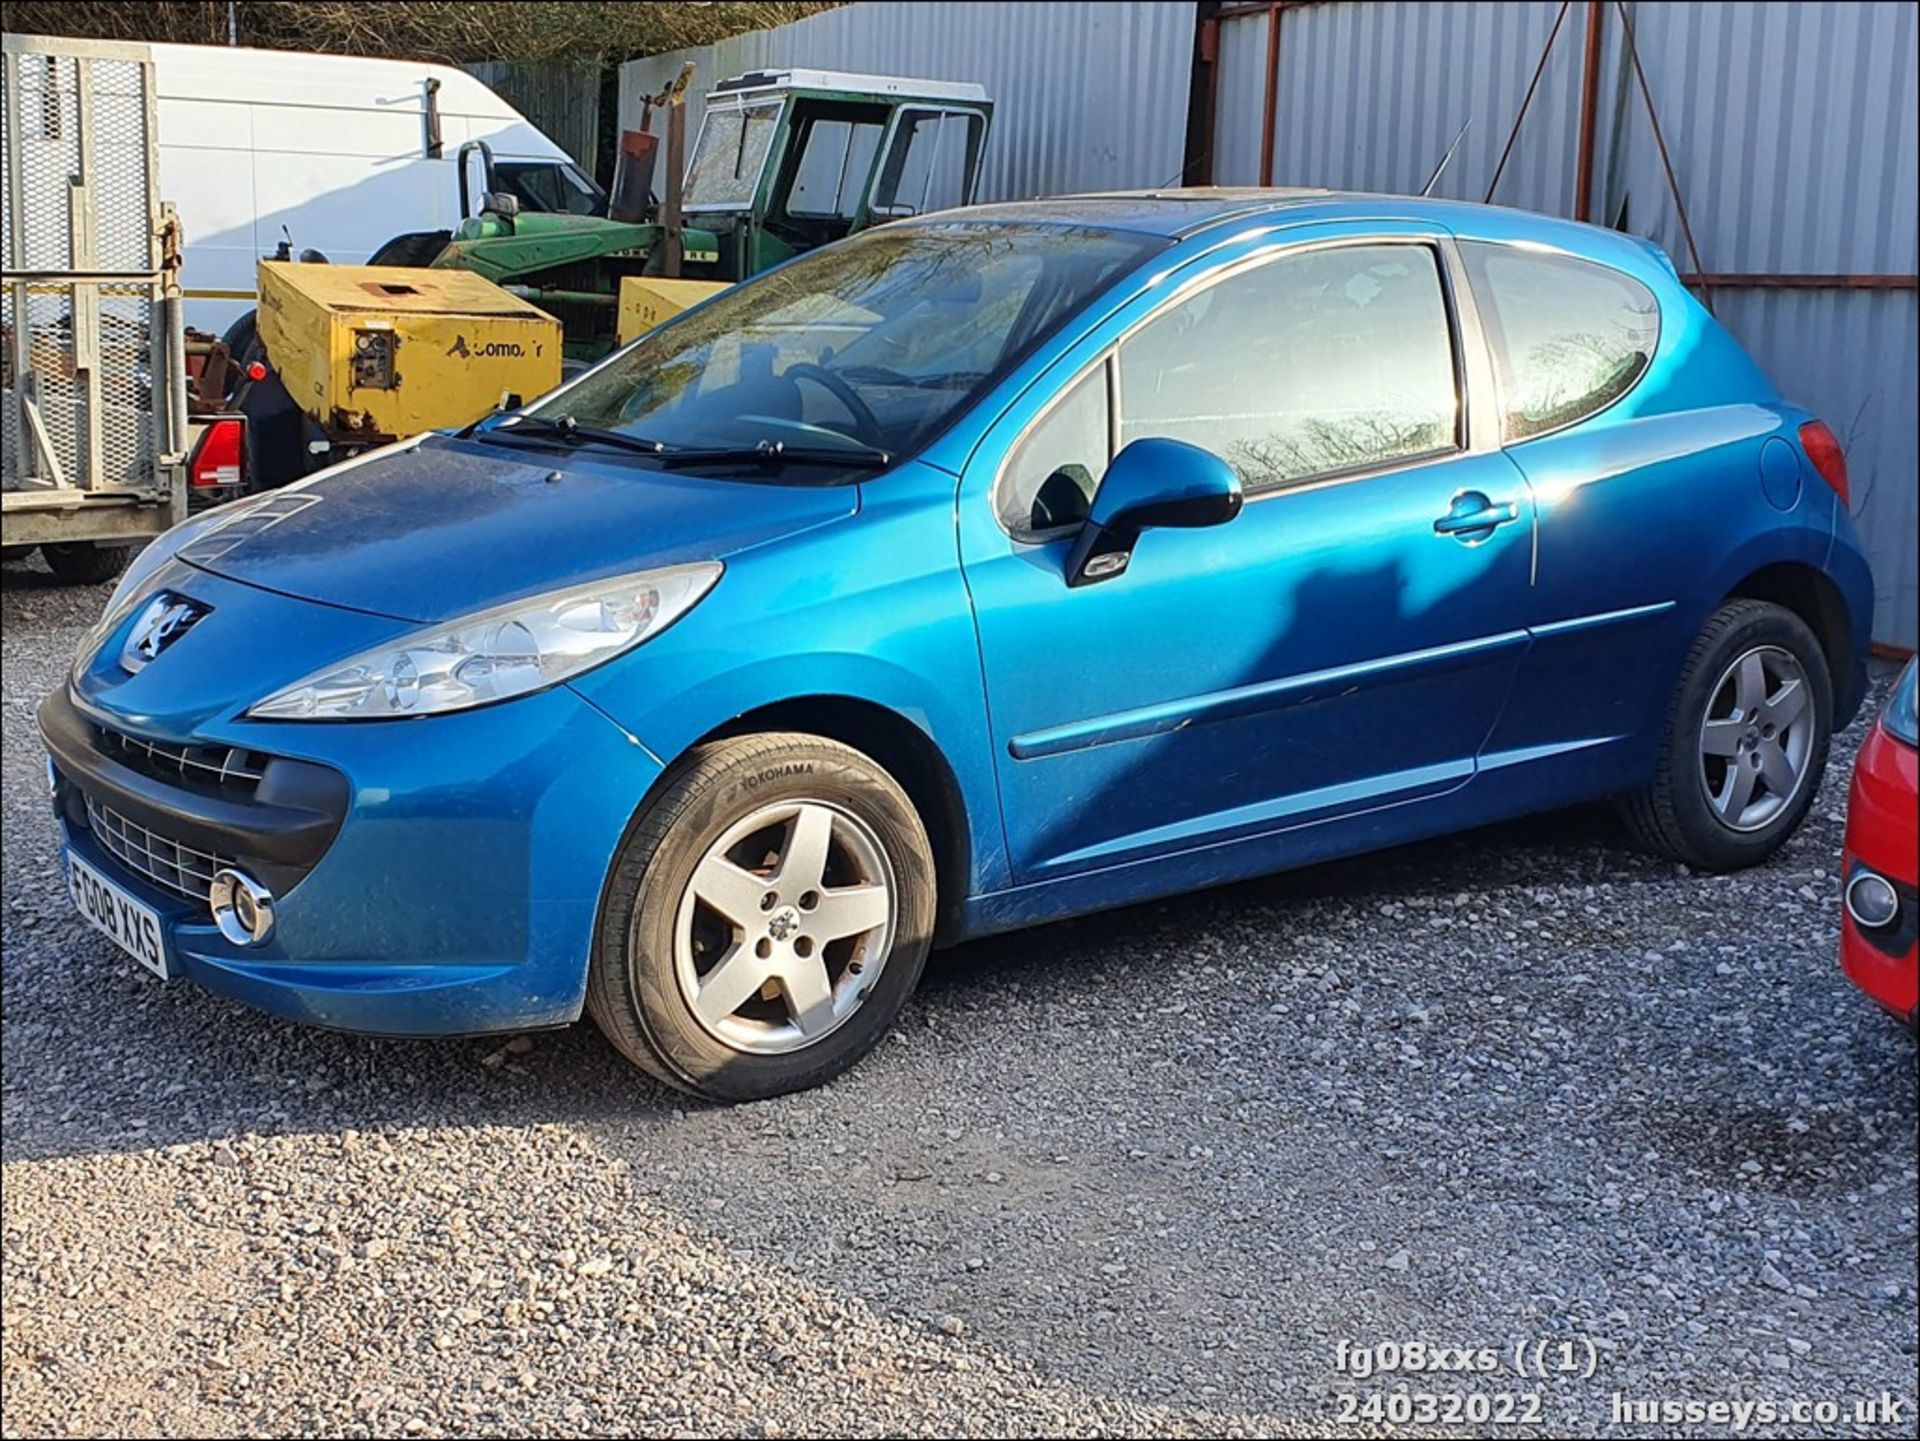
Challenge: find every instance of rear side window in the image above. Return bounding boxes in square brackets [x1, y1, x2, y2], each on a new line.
[1462, 243, 1660, 441]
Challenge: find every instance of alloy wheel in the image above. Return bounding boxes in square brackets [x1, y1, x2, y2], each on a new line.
[1697, 644, 1815, 833]
[672, 800, 897, 1055]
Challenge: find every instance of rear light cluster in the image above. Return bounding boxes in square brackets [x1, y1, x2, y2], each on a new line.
[1798, 420, 1849, 506]
[190, 417, 245, 489]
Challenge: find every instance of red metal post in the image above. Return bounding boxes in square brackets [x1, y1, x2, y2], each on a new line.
[1259, 2, 1283, 187]
[1573, 0, 1604, 220]
[1187, 11, 1222, 185]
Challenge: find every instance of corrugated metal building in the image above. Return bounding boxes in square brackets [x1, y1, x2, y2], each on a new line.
[1209, 0, 1917, 649]
[621, 0, 1917, 648]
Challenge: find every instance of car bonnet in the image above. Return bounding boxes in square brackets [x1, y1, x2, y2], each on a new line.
[179, 434, 857, 624]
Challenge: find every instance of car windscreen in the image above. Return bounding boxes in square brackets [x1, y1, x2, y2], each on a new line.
[522, 221, 1168, 475]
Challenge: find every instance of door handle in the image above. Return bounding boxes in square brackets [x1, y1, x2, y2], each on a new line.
[1433, 491, 1520, 539]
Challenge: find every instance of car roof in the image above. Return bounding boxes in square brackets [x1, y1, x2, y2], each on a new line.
[942, 187, 1615, 244]
[930, 187, 1671, 280]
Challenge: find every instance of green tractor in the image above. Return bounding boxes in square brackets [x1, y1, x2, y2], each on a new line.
[231, 68, 992, 487]
[416, 67, 994, 363]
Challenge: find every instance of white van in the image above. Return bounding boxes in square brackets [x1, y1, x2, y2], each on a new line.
[151, 42, 604, 334]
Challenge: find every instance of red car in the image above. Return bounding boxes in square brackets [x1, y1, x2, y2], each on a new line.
[1840, 658, 1917, 1026]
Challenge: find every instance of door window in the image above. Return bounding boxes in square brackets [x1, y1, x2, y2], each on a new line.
[871, 110, 984, 218]
[1460, 242, 1660, 441]
[786, 118, 885, 218]
[1116, 243, 1461, 494]
[998, 363, 1111, 537]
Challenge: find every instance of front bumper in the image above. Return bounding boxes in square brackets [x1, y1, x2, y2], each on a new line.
[1838, 721, 1918, 1025]
[41, 681, 664, 1037]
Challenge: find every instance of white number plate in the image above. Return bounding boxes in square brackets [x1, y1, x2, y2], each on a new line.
[66, 849, 171, 979]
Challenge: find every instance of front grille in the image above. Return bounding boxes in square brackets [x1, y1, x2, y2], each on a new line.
[85, 795, 234, 906]
[94, 724, 269, 796]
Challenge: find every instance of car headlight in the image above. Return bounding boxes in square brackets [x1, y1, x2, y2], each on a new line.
[1884, 659, 1918, 748]
[247, 562, 720, 720]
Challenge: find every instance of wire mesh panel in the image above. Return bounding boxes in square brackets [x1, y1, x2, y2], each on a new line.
[2, 38, 164, 497]
[95, 282, 158, 489]
[16, 284, 85, 490]
[3, 279, 160, 493]
[0, 50, 155, 275]
[4, 52, 84, 274]
[84, 58, 158, 276]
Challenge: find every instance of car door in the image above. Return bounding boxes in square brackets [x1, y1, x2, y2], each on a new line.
[1451, 238, 1717, 776]
[959, 227, 1538, 886]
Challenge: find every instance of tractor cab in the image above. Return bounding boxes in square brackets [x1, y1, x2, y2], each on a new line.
[683, 69, 994, 278]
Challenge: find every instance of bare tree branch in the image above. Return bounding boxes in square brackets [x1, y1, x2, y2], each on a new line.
[3, 2, 841, 65]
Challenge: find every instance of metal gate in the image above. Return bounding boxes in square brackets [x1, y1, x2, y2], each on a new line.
[2, 34, 175, 503]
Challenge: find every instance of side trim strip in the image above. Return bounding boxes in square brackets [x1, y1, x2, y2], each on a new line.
[1477, 734, 1624, 771]
[1530, 599, 1676, 638]
[1036, 757, 1472, 873]
[1008, 628, 1530, 761]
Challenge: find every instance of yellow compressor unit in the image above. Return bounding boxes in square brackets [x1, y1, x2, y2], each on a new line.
[616, 276, 732, 346]
[256, 262, 564, 444]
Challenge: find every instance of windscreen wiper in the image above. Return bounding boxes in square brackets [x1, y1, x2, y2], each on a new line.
[482, 413, 672, 458]
[833, 365, 991, 390]
[653, 438, 894, 471]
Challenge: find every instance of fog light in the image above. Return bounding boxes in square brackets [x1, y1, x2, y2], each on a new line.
[1845, 869, 1900, 931]
[209, 868, 275, 946]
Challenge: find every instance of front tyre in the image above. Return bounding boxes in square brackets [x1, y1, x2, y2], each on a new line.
[1621, 599, 1832, 871]
[588, 733, 935, 1102]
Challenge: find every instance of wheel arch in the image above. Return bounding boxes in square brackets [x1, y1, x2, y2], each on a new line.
[694, 695, 977, 944]
[1724, 561, 1853, 685]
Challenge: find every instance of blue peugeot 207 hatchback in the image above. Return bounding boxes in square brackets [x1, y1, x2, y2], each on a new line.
[44, 191, 1873, 1100]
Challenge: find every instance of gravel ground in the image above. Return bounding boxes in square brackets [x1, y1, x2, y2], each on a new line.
[3, 554, 1915, 1439]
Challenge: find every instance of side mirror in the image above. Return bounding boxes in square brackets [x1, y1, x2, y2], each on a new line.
[1064, 437, 1243, 587]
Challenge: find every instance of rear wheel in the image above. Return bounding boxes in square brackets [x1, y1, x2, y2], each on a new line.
[39, 542, 131, 586]
[588, 733, 935, 1102]
[1621, 599, 1832, 870]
